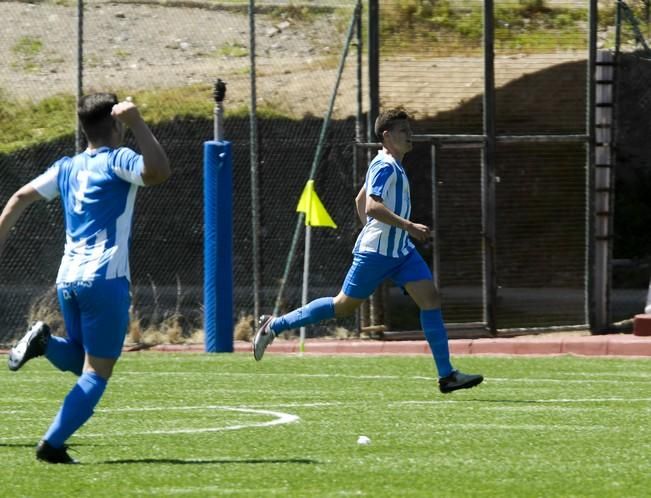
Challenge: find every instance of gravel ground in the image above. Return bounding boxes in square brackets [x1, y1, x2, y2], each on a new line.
[0, 1, 358, 115]
[0, 0, 594, 118]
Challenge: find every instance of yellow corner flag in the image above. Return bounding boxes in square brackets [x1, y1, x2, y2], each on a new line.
[296, 180, 337, 228]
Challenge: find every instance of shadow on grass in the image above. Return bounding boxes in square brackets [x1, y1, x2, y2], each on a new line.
[461, 398, 549, 404]
[100, 457, 319, 465]
[0, 441, 109, 448]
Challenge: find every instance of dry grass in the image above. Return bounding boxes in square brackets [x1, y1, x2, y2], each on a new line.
[24, 285, 205, 348]
[126, 313, 204, 347]
[24, 287, 355, 348]
[26, 287, 64, 338]
[233, 314, 255, 342]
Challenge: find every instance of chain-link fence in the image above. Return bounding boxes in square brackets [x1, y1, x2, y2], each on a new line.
[0, 0, 360, 344]
[0, 0, 641, 344]
[373, 0, 593, 333]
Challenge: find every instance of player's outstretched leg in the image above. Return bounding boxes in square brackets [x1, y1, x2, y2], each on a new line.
[252, 298, 336, 361]
[8, 321, 51, 371]
[35, 440, 77, 464]
[438, 370, 484, 394]
[253, 315, 275, 361]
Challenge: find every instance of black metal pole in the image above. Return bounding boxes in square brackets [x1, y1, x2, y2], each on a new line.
[367, 0, 380, 141]
[483, 0, 497, 335]
[367, 0, 382, 328]
[249, 0, 261, 321]
[587, 0, 600, 331]
[75, 0, 84, 153]
[354, 0, 363, 336]
[213, 79, 226, 141]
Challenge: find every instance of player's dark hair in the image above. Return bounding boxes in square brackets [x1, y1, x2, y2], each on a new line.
[374, 109, 409, 142]
[78, 93, 119, 143]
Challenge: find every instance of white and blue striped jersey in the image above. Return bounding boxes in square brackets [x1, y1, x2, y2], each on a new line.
[353, 150, 415, 258]
[29, 146, 145, 283]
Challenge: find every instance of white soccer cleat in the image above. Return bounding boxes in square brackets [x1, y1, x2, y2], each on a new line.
[8, 321, 51, 372]
[252, 315, 275, 361]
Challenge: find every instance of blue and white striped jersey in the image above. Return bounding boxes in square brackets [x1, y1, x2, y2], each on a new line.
[30, 146, 145, 283]
[353, 150, 415, 258]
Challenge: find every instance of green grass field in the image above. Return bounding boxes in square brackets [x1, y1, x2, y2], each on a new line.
[1, 353, 650, 497]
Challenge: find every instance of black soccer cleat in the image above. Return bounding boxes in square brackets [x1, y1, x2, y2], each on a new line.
[8, 321, 51, 372]
[438, 370, 484, 394]
[36, 440, 78, 464]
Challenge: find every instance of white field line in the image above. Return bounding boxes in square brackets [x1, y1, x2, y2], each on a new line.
[395, 422, 615, 432]
[4, 397, 649, 419]
[139, 487, 289, 496]
[395, 398, 651, 405]
[0, 406, 299, 441]
[138, 488, 289, 496]
[113, 371, 651, 384]
[0, 402, 340, 417]
[14, 370, 651, 384]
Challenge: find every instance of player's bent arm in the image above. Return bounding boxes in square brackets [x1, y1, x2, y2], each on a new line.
[111, 101, 170, 186]
[0, 184, 45, 256]
[129, 119, 171, 186]
[355, 186, 366, 225]
[366, 194, 430, 242]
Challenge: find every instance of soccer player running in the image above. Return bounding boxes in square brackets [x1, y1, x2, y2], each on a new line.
[253, 109, 483, 394]
[0, 93, 170, 463]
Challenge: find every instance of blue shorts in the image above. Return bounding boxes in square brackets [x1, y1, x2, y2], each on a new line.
[57, 277, 131, 359]
[342, 249, 433, 299]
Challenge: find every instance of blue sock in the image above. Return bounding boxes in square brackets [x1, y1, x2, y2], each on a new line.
[421, 309, 454, 378]
[45, 336, 84, 376]
[43, 371, 107, 448]
[270, 297, 335, 334]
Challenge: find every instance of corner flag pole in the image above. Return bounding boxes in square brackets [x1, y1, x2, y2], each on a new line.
[204, 79, 233, 353]
[296, 180, 337, 353]
[300, 224, 312, 354]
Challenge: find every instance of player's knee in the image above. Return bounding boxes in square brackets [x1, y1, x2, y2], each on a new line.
[84, 355, 118, 380]
[333, 295, 362, 317]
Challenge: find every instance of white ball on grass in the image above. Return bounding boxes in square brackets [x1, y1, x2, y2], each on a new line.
[357, 435, 371, 445]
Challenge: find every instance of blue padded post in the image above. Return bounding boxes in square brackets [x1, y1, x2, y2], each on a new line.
[204, 140, 233, 352]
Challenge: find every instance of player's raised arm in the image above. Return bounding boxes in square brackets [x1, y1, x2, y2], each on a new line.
[111, 100, 170, 186]
[0, 184, 45, 257]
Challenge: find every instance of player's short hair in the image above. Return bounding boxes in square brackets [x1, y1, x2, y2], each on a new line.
[78, 93, 119, 143]
[374, 109, 409, 142]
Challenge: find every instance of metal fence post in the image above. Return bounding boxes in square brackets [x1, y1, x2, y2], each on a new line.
[249, 0, 261, 322]
[75, 0, 84, 153]
[483, 0, 497, 335]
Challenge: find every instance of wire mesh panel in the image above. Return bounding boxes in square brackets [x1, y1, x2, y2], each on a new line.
[379, 0, 485, 133]
[253, 0, 360, 337]
[376, 0, 591, 331]
[491, 0, 589, 329]
[0, 1, 77, 343]
[494, 0, 589, 134]
[494, 142, 587, 328]
[436, 147, 484, 324]
[0, 0, 360, 344]
[373, 0, 486, 330]
[608, 0, 651, 321]
[79, 0, 255, 334]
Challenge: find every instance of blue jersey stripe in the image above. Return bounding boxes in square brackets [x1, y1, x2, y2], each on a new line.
[354, 151, 415, 258]
[390, 164, 404, 257]
[29, 147, 145, 283]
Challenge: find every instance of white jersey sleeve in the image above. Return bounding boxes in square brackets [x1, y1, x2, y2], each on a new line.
[110, 147, 146, 186]
[29, 163, 61, 201]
